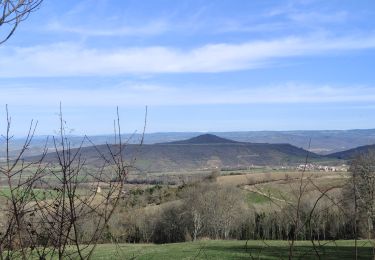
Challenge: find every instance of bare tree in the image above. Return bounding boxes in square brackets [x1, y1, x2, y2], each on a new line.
[0, 0, 43, 44]
[183, 185, 207, 241]
[183, 183, 245, 241]
[0, 105, 146, 259]
[347, 151, 375, 258]
[246, 140, 349, 259]
[0, 105, 48, 260]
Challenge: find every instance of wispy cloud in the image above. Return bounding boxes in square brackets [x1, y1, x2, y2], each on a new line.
[1, 33, 375, 77]
[216, 21, 288, 33]
[1, 82, 375, 107]
[45, 20, 170, 37]
[288, 11, 348, 24]
[265, 0, 350, 28]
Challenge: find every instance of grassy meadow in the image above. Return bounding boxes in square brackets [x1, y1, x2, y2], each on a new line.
[86, 240, 374, 260]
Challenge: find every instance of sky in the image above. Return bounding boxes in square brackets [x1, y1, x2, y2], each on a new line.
[1, 0, 375, 135]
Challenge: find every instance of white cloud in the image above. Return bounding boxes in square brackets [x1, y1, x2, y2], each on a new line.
[1, 34, 375, 77]
[1, 82, 375, 107]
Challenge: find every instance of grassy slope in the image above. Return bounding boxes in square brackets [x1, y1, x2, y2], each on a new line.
[217, 170, 349, 212]
[90, 240, 374, 260]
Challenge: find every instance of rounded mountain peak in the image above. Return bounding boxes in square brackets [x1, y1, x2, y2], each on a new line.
[166, 134, 238, 144]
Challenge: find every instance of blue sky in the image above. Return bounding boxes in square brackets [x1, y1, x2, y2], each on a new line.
[1, 0, 375, 135]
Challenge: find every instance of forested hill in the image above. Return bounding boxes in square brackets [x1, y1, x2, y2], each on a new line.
[159, 134, 239, 144]
[5, 129, 375, 159]
[26, 134, 325, 172]
[327, 144, 375, 160]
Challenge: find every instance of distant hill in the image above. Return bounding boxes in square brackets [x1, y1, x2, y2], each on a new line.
[161, 134, 238, 144]
[26, 134, 326, 172]
[144, 129, 375, 154]
[5, 128, 375, 159]
[327, 144, 375, 160]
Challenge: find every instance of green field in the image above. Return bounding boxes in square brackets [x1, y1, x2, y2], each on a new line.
[11, 240, 372, 259]
[0, 187, 60, 201]
[87, 240, 374, 260]
[245, 191, 272, 204]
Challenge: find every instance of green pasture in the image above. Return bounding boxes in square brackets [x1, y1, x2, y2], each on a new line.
[88, 240, 375, 260]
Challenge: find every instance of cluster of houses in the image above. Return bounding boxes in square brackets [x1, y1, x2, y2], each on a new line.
[296, 163, 347, 172]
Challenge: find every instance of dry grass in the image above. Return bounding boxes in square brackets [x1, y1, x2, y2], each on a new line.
[216, 170, 349, 211]
[217, 170, 346, 186]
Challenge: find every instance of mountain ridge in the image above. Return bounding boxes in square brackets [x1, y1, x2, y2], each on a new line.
[159, 134, 239, 144]
[5, 129, 375, 157]
[25, 134, 326, 172]
[327, 144, 375, 160]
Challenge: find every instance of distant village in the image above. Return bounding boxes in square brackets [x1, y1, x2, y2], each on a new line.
[296, 163, 348, 172]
